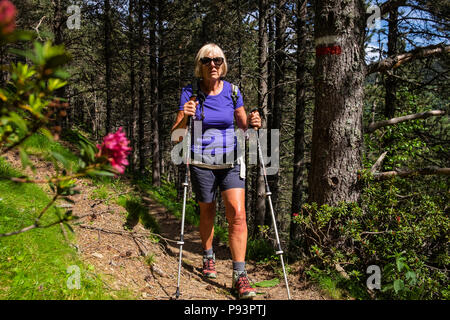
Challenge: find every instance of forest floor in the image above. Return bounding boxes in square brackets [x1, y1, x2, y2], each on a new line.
[4, 142, 329, 301]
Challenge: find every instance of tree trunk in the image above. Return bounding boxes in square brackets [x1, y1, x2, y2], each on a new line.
[157, 0, 165, 179]
[384, 6, 399, 119]
[128, 0, 137, 171]
[137, 0, 146, 173]
[237, 0, 243, 88]
[290, 0, 307, 244]
[264, 4, 274, 228]
[104, 0, 112, 134]
[266, 0, 286, 229]
[253, 0, 269, 237]
[53, 0, 67, 129]
[308, 0, 365, 206]
[150, 1, 161, 187]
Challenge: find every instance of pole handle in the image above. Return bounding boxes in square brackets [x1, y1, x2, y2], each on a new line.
[187, 94, 197, 122]
[249, 108, 261, 130]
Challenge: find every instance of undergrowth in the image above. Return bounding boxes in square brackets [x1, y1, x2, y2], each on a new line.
[0, 158, 133, 299]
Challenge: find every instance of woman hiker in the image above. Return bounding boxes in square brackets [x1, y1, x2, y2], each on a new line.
[171, 43, 262, 299]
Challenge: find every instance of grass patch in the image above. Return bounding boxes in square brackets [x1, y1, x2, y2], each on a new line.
[144, 253, 156, 267]
[246, 238, 276, 262]
[0, 157, 134, 299]
[22, 133, 80, 172]
[0, 133, 137, 299]
[91, 175, 129, 193]
[305, 266, 346, 300]
[90, 184, 112, 202]
[116, 194, 160, 234]
[139, 177, 200, 225]
[305, 265, 370, 300]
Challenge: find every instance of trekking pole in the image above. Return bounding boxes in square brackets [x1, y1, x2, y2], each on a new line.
[251, 109, 292, 300]
[175, 87, 197, 299]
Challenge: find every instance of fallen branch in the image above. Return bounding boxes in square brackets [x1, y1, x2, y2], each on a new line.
[373, 167, 450, 180]
[367, 44, 450, 75]
[370, 151, 388, 174]
[78, 224, 148, 237]
[34, 16, 46, 41]
[366, 110, 446, 133]
[77, 224, 178, 244]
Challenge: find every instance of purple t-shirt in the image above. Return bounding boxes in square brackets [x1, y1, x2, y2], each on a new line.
[178, 80, 244, 162]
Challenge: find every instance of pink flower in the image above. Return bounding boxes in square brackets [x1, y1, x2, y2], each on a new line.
[96, 127, 132, 174]
[0, 0, 16, 35]
[292, 213, 299, 217]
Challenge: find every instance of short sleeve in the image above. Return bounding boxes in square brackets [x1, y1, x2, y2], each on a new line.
[178, 85, 193, 111]
[234, 86, 244, 110]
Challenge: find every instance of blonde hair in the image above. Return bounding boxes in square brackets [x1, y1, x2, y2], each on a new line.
[194, 43, 228, 78]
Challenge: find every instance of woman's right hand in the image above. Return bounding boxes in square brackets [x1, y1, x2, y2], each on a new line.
[183, 100, 198, 117]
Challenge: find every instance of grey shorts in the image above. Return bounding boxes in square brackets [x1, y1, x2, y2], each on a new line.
[189, 164, 245, 203]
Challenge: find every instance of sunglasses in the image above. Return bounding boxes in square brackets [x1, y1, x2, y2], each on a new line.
[200, 57, 224, 66]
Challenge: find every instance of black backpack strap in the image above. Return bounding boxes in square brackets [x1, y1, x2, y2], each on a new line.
[230, 83, 260, 120]
[191, 79, 199, 99]
[191, 79, 205, 120]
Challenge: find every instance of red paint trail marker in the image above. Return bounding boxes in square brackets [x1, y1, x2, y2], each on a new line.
[316, 45, 342, 56]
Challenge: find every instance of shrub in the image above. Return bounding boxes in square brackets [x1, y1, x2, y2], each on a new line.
[294, 180, 449, 300]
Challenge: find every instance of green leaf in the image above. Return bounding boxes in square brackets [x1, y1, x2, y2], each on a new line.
[405, 271, 417, 285]
[253, 278, 280, 288]
[33, 41, 45, 65]
[38, 127, 54, 141]
[45, 54, 71, 70]
[53, 207, 62, 220]
[18, 147, 34, 171]
[8, 48, 37, 63]
[2, 30, 35, 43]
[393, 279, 405, 293]
[47, 78, 67, 92]
[84, 144, 95, 162]
[52, 69, 71, 80]
[15, 30, 36, 41]
[51, 151, 70, 170]
[9, 112, 28, 133]
[396, 257, 407, 272]
[64, 222, 74, 233]
[87, 170, 116, 177]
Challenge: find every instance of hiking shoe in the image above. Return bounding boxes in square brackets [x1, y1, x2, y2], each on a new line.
[232, 271, 257, 299]
[202, 254, 217, 278]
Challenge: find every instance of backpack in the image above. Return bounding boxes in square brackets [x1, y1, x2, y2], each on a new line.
[191, 79, 240, 120]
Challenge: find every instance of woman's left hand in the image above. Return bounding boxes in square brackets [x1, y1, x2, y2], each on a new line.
[249, 109, 262, 129]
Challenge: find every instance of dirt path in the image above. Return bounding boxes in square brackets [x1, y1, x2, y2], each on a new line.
[3, 148, 328, 300]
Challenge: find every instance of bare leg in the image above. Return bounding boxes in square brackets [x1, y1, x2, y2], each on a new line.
[198, 201, 216, 251]
[221, 188, 247, 262]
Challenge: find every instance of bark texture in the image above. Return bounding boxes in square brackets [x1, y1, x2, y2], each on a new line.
[308, 0, 365, 206]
